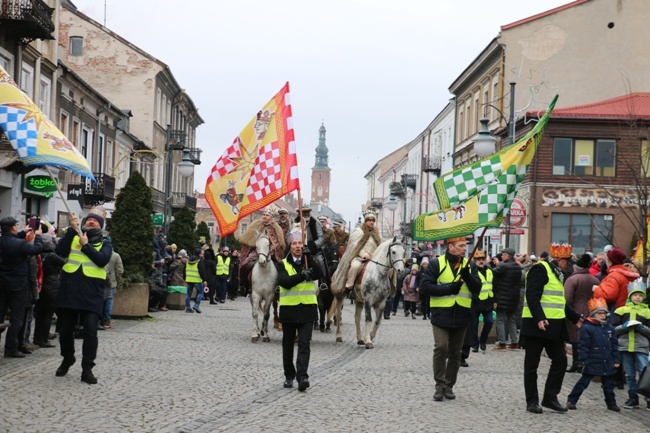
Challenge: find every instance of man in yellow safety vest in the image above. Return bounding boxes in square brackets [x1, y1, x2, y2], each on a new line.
[419, 236, 481, 402]
[54, 209, 112, 384]
[521, 243, 583, 414]
[276, 227, 320, 392]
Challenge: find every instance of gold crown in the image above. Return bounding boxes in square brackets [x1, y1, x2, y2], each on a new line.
[587, 297, 608, 313]
[550, 242, 572, 259]
[256, 109, 273, 123]
[473, 250, 486, 259]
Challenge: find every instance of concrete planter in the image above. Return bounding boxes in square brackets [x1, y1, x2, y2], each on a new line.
[111, 283, 149, 318]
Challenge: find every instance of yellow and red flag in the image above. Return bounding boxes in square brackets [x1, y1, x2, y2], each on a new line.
[205, 82, 299, 236]
[0, 66, 94, 179]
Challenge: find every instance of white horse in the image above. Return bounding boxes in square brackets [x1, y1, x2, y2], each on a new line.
[331, 237, 405, 349]
[250, 231, 278, 342]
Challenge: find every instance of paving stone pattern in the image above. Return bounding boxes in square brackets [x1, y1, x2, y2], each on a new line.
[1, 301, 648, 432]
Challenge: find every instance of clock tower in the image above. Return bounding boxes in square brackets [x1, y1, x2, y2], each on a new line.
[311, 122, 331, 204]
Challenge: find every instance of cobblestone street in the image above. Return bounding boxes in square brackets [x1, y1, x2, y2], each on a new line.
[1, 299, 648, 433]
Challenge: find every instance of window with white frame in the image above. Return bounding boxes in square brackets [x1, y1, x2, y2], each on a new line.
[162, 94, 167, 125]
[20, 63, 34, 99]
[157, 88, 162, 124]
[39, 75, 51, 118]
[81, 126, 94, 169]
[0, 47, 12, 72]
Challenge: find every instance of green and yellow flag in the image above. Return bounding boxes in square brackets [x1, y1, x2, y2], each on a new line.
[412, 95, 558, 241]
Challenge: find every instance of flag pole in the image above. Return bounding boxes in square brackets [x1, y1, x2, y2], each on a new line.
[296, 188, 308, 269]
[45, 166, 81, 235]
[460, 226, 489, 272]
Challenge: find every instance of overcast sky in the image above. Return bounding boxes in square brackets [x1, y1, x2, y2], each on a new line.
[71, 0, 570, 224]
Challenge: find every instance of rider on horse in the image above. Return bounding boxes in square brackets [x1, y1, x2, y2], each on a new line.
[238, 209, 285, 296]
[331, 210, 382, 303]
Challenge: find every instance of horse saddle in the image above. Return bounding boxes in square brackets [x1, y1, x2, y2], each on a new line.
[355, 261, 369, 286]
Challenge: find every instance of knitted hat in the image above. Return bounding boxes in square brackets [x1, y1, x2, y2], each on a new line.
[540, 251, 549, 259]
[587, 297, 608, 316]
[411, 264, 419, 271]
[287, 227, 303, 244]
[607, 247, 626, 265]
[82, 206, 106, 229]
[628, 281, 646, 300]
[178, 249, 188, 258]
[575, 253, 592, 269]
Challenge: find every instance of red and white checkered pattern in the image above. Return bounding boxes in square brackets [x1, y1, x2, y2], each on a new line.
[246, 142, 282, 201]
[208, 137, 242, 181]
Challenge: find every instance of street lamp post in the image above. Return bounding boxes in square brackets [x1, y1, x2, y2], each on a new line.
[163, 125, 196, 236]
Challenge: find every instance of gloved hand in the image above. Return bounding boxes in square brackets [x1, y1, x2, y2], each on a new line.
[448, 281, 463, 295]
[302, 248, 311, 256]
[622, 321, 634, 331]
[302, 268, 315, 281]
[459, 266, 472, 283]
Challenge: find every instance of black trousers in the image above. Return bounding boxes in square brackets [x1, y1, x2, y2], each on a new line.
[57, 308, 100, 367]
[523, 336, 567, 405]
[282, 321, 313, 381]
[0, 284, 28, 354]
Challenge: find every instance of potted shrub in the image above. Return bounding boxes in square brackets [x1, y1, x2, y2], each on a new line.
[109, 171, 154, 318]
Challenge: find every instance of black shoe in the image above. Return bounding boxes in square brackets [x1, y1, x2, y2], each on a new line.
[443, 388, 456, 400]
[298, 379, 310, 392]
[34, 340, 55, 348]
[471, 347, 478, 353]
[97, 324, 106, 331]
[623, 398, 639, 409]
[526, 403, 543, 414]
[607, 404, 621, 412]
[4, 351, 26, 358]
[383, 315, 390, 320]
[566, 364, 582, 373]
[460, 359, 469, 367]
[422, 316, 428, 320]
[566, 401, 576, 410]
[433, 387, 444, 401]
[55, 357, 76, 376]
[81, 366, 97, 384]
[209, 301, 218, 305]
[283, 379, 294, 388]
[480, 343, 486, 351]
[541, 400, 567, 412]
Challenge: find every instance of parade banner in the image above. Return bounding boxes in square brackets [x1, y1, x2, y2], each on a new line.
[0, 66, 94, 180]
[205, 82, 299, 236]
[413, 95, 558, 241]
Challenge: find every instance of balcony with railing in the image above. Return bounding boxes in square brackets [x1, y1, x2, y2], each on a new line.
[422, 155, 442, 175]
[0, 0, 55, 43]
[83, 172, 116, 205]
[170, 192, 197, 211]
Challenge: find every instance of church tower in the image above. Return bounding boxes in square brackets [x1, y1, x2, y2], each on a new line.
[311, 122, 331, 204]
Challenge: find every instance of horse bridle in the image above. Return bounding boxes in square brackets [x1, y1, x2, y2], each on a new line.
[256, 234, 271, 262]
[367, 242, 403, 270]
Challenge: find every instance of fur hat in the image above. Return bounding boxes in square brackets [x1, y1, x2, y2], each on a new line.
[575, 253, 592, 269]
[261, 209, 273, 217]
[287, 227, 303, 244]
[587, 297, 608, 316]
[628, 281, 646, 300]
[607, 247, 626, 265]
[363, 210, 376, 221]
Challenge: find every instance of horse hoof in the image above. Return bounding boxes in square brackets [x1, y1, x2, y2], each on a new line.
[365, 342, 374, 349]
[251, 336, 259, 343]
[263, 337, 270, 342]
[336, 337, 343, 343]
[357, 340, 365, 346]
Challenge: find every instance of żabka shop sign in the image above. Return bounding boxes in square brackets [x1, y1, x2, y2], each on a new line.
[24, 174, 59, 198]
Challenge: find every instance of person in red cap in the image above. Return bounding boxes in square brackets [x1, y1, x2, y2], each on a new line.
[593, 247, 639, 313]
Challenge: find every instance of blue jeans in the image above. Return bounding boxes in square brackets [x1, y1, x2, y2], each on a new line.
[472, 309, 493, 348]
[102, 287, 116, 324]
[496, 310, 517, 345]
[622, 351, 650, 402]
[185, 283, 203, 309]
[568, 373, 616, 406]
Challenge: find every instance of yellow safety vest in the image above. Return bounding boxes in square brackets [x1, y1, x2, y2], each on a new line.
[62, 236, 106, 279]
[185, 262, 202, 283]
[430, 256, 472, 309]
[478, 268, 494, 301]
[216, 256, 231, 276]
[522, 261, 566, 319]
[278, 259, 318, 307]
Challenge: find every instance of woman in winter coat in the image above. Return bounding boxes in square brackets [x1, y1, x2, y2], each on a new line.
[168, 250, 189, 287]
[33, 234, 66, 348]
[564, 253, 600, 372]
[402, 264, 420, 319]
[593, 248, 639, 314]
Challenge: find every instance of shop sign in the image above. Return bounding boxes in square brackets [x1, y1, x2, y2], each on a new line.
[24, 175, 59, 198]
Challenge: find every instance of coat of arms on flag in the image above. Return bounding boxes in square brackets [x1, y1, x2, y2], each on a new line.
[0, 66, 94, 179]
[205, 82, 299, 236]
[412, 95, 558, 241]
